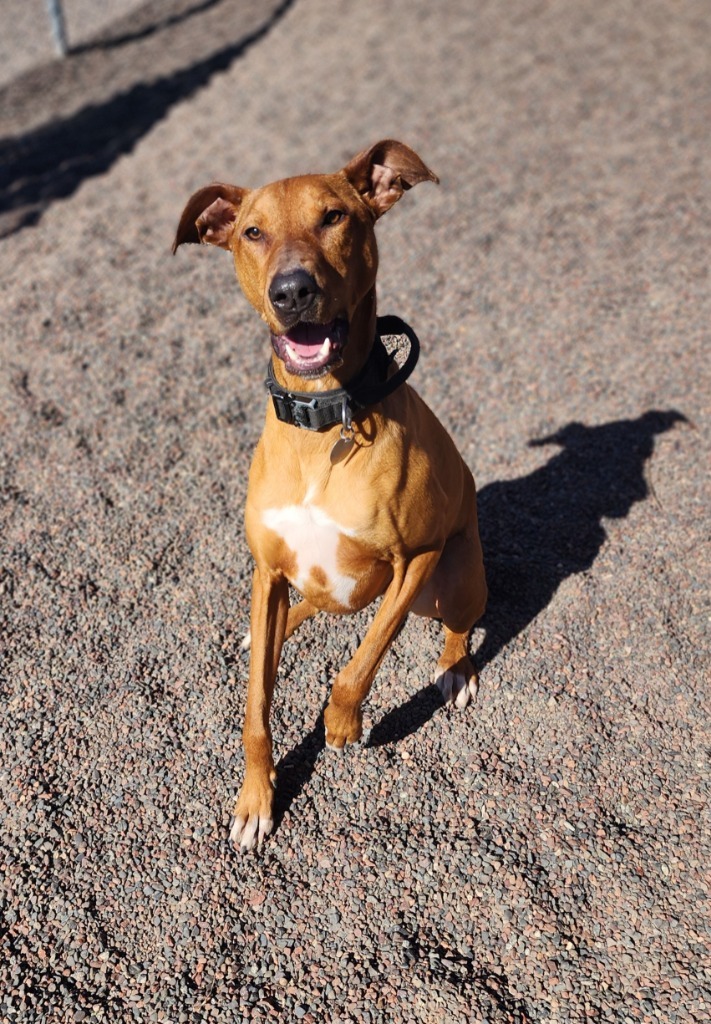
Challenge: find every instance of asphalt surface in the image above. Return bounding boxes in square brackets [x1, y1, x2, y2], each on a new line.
[1, 0, 709, 1021]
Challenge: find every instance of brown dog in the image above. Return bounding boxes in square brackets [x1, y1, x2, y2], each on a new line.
[174, 140, 487, 850]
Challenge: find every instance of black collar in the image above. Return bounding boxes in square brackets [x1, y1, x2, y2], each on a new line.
[264, 315, 420, 432]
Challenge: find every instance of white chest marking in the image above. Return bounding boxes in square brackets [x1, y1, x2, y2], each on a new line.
[262, 501, 358, 607]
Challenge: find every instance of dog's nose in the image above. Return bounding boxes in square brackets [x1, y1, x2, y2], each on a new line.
[268, 269, 320, 318]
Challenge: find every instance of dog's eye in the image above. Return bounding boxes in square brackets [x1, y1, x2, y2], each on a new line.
[322, 209, 345, 227]
[244, 226, 262, 240]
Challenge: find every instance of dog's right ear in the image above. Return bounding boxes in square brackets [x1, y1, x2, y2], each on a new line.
[172, 184, 248, 253]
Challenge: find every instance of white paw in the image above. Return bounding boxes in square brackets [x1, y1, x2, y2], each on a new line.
[434, 667, 478, 709]
[240, 629, 251, 651]
[229, 813, 272, 852]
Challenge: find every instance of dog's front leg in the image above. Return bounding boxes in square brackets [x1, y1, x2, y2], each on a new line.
[324, 549, 442, 750]
[230, 567, 289, 851]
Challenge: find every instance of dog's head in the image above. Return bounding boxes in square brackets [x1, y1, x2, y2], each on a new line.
[173, 140, 438, 383]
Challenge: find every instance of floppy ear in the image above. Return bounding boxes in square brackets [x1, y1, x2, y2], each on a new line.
[342, 139, 439, 218]
[172, 183, 247, 252]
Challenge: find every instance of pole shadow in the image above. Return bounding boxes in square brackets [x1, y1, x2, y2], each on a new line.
[70, 0, 226, 55]
[366, 408, 686, 748]
[0, 0, 296, 238]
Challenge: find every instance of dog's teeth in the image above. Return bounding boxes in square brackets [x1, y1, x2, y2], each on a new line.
[284, 338, 331, 362]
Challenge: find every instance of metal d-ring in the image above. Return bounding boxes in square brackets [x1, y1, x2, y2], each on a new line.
[340, 396, 354, 441]
[330, 397, 356, 466]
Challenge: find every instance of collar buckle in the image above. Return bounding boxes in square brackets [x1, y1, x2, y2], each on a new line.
[269, 390, 322, 429]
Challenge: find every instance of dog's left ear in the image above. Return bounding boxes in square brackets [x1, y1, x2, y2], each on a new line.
[342, 139, 439, 218]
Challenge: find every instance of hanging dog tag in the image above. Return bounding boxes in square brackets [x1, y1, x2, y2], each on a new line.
[330, 434, 355, 465]
[331, 397, 355, 465]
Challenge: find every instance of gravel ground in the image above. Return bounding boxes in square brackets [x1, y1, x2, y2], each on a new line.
[1, 0, 709, 1021]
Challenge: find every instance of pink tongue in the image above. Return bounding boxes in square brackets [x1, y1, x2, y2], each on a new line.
[283, 322, 332, 356]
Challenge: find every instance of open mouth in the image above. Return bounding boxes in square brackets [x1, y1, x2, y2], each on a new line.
[271, 319, 348, 378]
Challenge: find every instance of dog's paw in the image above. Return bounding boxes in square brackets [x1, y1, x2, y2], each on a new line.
[323, 699, 363, 751]
[434, 656, 478, 709]
[230, 773, 276, 852]
[240, 629, 251, 651]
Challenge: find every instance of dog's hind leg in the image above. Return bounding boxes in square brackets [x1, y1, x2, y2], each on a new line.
[411, 512, 487, 708]
[285, 599, 320, 640]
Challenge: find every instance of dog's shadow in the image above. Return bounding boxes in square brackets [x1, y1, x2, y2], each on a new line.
[273, 409, 686, 822]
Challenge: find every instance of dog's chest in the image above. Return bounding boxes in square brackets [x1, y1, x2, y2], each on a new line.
[261, 498, 359, 609]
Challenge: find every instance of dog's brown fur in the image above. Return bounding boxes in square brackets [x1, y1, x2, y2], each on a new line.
[174, 140, 487, 850]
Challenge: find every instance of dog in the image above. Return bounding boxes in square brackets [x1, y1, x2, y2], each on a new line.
[173, 140, 487, 851]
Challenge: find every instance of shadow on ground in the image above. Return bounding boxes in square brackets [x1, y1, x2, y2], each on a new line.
[271, 408, 686, 820]
[0, 0, 295, 238]
[271, 408, 686, 819]
[274, 711, 327, 827]
[373, 410, 684, 751]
